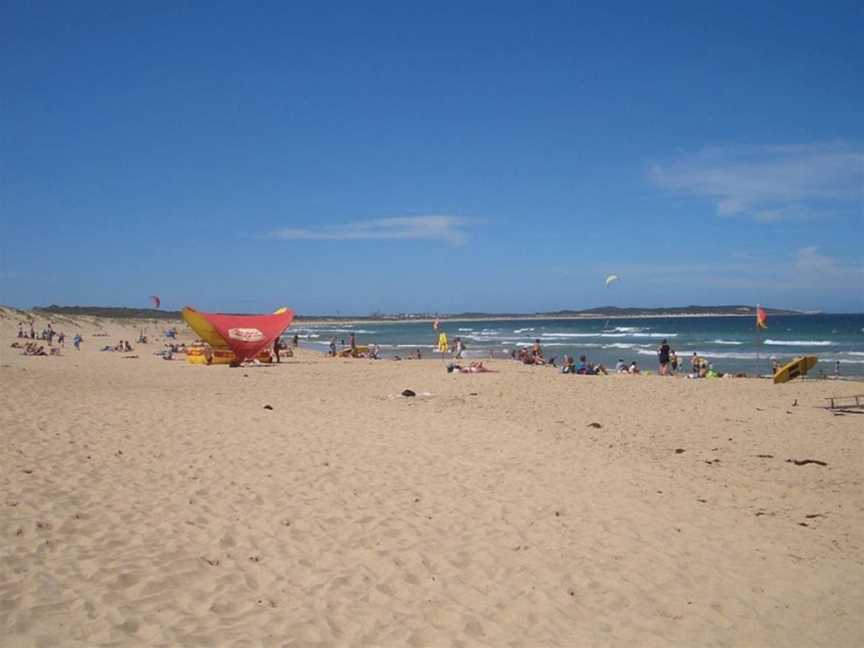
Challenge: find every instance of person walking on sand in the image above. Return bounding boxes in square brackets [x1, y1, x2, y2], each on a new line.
[657, 339, 671, 375]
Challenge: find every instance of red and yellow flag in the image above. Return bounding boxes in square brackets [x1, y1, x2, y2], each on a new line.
[756, 305, 768, 330]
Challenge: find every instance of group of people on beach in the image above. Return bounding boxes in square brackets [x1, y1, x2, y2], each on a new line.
[17, 321, 65, 347]
[505, 336, 728, 378]
[13, 321, 84, 354]
[101, 340, 134, 353]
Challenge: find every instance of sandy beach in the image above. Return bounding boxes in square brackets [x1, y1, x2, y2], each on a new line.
[2, 310, 863, 647]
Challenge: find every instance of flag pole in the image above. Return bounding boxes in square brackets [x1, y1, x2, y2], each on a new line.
[756, 304, 768, 375]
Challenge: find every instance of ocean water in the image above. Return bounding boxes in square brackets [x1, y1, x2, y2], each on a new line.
[287, 314, 864, 377]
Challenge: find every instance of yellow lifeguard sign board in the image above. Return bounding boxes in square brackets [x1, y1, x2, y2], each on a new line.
[437, 332, 449, 353]
[773, 356, 818, 384]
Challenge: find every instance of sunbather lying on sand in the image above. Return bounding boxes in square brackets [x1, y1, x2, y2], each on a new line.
[448, 361, 496, 373]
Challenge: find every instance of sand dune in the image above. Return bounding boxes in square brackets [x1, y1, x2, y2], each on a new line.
[1, 311, 862, 646]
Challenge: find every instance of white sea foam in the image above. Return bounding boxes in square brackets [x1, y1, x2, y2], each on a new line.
[713, 339, 743, 345]
[848, 351, 864, 357]
[542, 333, 603, 338]
[457, 328, 474, 332]
[764, 339, 833, 346]
[631, 333, 678, 338]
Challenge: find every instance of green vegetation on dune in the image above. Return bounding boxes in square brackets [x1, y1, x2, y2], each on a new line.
[34, 305, 182, 320]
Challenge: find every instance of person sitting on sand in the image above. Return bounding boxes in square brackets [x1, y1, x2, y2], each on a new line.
[123, 340, 133, 352]
[591, 360, 609, 375]
[23, 343, 47, 356]
[576, 355, 595, 375]
[628, 361, 640, 374]
[561, 355, 575, 374]
[531, 339, 545, 364]
[615, 358, 627, 373]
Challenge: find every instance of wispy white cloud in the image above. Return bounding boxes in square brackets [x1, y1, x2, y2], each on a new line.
[267, 215, 469, 245]
[649, 142, 864, 222]
[795, 246, 863, 277]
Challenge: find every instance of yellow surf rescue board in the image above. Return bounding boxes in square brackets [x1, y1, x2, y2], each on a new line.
[773, 356, 818, 384]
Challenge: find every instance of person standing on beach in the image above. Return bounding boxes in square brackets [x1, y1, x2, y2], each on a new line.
[454, 337, 465, 359]
[292, 333, 299, 348]
[329, 336, 337, 357]
[669, 349, 678, 374]
[349, 332, 356, 354]
[273, 337, 281, 363]
[657, 339, 671, 375]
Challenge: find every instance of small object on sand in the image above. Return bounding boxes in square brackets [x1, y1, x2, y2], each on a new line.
[263, 405, 274, 410]
[674, 448, 685, 454]
[756, 454, 774, 458]
[401, 389, 416, 397]
[587, 422, 602, 429]
[786, 458, 828, 467]
[792, 399, 798, 407]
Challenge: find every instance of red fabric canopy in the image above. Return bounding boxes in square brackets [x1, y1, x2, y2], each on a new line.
[194, 309, 295, 362]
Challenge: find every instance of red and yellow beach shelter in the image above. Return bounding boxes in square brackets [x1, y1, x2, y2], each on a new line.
[182, 307, 295, 363]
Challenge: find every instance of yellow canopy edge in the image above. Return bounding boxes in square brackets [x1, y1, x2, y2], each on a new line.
[182, 307, 229, 347]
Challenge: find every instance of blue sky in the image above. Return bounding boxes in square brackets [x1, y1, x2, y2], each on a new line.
[2, 2, 862, 314]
